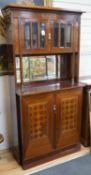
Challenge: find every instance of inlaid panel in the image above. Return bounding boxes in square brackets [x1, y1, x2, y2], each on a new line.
[22, 93, 54, 159]
[61, 97, 77, 133]
[56, 89, 82, 149]
[28, 102, 48, 140]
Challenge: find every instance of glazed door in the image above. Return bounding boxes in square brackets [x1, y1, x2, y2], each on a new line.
[56, 88, 82, 149]
[19, 17, 49, 54]
[13, 14, 75, 55]
[22, 93, 54, 159]
[51, 15, 74, 53]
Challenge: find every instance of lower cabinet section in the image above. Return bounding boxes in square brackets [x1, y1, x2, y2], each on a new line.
[16, 87, 83, 168]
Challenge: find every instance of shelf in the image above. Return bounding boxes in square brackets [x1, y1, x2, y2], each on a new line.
[16, 80, 85, 96]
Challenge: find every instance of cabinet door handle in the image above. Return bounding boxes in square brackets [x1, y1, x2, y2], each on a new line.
[53, 105, 56, 111]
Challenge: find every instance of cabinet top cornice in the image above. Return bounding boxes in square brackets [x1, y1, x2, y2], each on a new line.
[2, 3, 84, 14]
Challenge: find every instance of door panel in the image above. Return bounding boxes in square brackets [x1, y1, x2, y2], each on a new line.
[13, 14, 76, 55]
[56, 88, 82, 149]
[19, 17, 49, 54]
[51, 14, 74, 53]
[22, 93, 54, 159]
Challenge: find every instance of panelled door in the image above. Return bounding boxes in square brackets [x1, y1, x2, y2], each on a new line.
[18, 16, 49, 54]
[56, 88, 82, 149]
[51, 14, 74, 53]
[13, 13, 75, 55]
[21, 88, 82, 159]
[22, 93, 54, 160]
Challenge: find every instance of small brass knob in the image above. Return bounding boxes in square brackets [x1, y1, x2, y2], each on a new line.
[53, 105, 56, 111]
[48, 33, 52, 40]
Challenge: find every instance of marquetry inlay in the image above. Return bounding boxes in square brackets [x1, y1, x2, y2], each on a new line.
[61, 97, 78, 133]
[28, 102, 48, 140]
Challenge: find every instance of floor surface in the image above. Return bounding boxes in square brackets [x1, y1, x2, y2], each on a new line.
[0, 146, 90, 175]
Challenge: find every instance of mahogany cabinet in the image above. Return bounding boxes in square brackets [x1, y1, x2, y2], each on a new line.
[2, 4, 84, 169]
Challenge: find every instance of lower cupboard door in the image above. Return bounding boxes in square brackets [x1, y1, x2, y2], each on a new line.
[22, 93, 54, 159]
[56, 89, 82, 149]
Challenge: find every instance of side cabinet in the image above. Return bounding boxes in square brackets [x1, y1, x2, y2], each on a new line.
[56, 88, 82, 149]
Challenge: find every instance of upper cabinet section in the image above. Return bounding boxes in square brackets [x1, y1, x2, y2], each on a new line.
[2, 5, 82, 55]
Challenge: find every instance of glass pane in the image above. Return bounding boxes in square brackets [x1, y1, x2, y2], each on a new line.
[23, 57, 30, 82]
[16, 70, 21, 83]
[57, 55, 61, 78]
[40, 23, 46, 48]
[54, 23, 59, 47]
[16, 57, 20, 69]
[46, 55, 56, 79]
[32, 22, 38, 48]
[66, 24, 71, 47]
[29, 57, 46, 81]
[21, 55, 61, 82]
[16, 57, 21, 83]
[24, 22, 30, 48]
[60, 23, 65, 47]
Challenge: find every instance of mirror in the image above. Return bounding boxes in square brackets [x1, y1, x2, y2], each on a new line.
[46, 55, 56, 78]
[16, 57, 21, 83]
[23, 57, 30, 82]
[22, 55, 59, 82]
